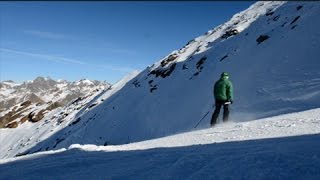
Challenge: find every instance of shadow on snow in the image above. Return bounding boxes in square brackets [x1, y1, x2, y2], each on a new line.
[1, 134, 320, 179]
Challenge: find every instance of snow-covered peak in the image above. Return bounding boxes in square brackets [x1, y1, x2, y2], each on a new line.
[152, 2, 287, 69]
[74, 79, 94, 86]
[226, 1, 286, 32]
[2, 80, 16, 85]
[57, 79, 67, 83]
[34, 76, 52, 81]
[24, 76, 53, 84]
[0, 80, 20, 88]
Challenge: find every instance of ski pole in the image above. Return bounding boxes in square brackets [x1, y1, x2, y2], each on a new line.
[194, 110, 210, 128]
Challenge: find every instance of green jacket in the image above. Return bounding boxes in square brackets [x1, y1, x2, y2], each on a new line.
[213, 77, 233, 101]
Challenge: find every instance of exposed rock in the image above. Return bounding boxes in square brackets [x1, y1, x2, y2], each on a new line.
[36, 102, 43, 106]
[29, 110, 45, 123]
[20, 115, 29, 124]
[16, 105, 29, 113]
[15, 152, 29, 157]
[149, 63, 176, 78]
[132, 80, 141, 87]
[185, 39, 195, 46]
[46, 102, 61, 111]
[256, 35, 270, 44]
[71, 117, 81, 125]
[10, 113, 23, 122]
[19, 77, 57, 93]
[150, 87, 157, 93]
[88, 103, 98, 109]
[71, 97, 83, 105]
[25, 93, 45, 104]
[266, 10, 274, 16]
[290, 16, 300, 25]
[12, 106, 18, 112]
[221, 29, 239, 39]
[0, 111, 14, 128]
[6, 121, 18, 128]
[0, 105, 32, 127]
[182, 64, 188, 70]
[21, 101, 32, 107]
[161, 54, 178, 67]
[196, 57, 206, 70]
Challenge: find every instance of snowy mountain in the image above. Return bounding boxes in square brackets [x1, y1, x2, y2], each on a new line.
[0, 72, 137, 159]
[0, 76, 110, 129]
[19, 1, 319, 151]
[0, 1, 320, 169]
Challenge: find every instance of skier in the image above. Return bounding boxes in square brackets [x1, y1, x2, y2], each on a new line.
[210, 72, 233, 127]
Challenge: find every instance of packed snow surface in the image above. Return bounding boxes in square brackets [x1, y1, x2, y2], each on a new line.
[0, 108, 319, 179]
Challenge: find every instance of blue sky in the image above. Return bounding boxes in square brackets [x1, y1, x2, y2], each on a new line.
[0, 1, 254, 84]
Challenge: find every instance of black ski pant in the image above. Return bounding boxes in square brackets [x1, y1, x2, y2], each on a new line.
[210, 100, 229, 126]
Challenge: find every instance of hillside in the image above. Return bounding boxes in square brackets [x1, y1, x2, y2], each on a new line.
[0, 77, 111, 158]
[23, 1, 320, 152]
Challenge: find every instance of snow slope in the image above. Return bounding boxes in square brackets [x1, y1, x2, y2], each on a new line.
[0, 71, 139, 159]
[20, 1, 320, 154]
[0, 89, 104, 159]
[0, 108, 319, 179]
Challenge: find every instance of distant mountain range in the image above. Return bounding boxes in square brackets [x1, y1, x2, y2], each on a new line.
[0, 77, 110, 128]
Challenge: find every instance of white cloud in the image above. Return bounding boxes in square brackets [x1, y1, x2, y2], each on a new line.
[23, 30, 138, 56]
[0, 48, 86, 65]
[23, 30, 70, 40]
[0, 48, 141, 73]
[99, 64, 135, 73]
